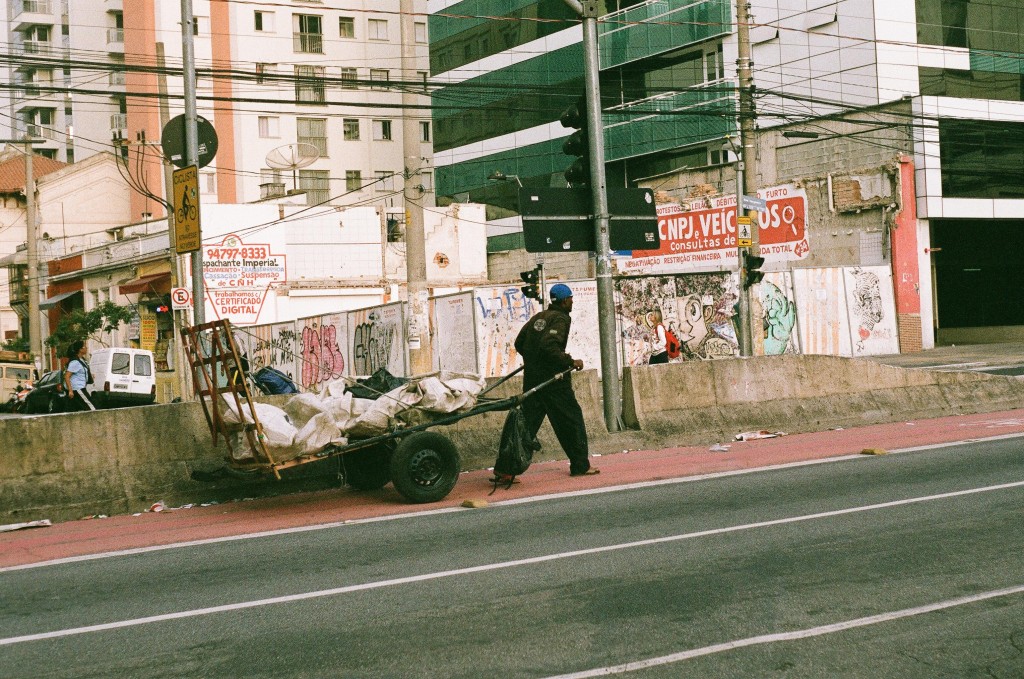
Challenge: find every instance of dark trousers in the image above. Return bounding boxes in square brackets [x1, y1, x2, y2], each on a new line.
[649, 351, 669, 365]
[522, 372, 590, 475]
[65, 389, 96, 412]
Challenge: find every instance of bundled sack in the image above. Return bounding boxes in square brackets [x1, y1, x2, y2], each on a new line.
[220, 396, 298, 459]
[293, 412, 347, 456]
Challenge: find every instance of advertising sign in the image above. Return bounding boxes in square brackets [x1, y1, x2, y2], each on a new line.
[203, 233, 287, 325]
[617, 184, 809, 275]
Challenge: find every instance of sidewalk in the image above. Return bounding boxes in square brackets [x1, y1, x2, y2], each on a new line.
[3, 408, 1024, 569]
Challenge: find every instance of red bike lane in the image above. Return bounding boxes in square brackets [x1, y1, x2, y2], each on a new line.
[3, 408, 1023, 569]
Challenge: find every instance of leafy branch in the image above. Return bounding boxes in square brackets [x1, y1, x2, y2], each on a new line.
[44, 301, 135, 350]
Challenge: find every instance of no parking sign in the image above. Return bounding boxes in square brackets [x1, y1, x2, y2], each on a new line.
[171, 287, 192, 311]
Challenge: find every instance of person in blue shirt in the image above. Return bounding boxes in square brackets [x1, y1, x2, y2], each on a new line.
[63, 340, 96, 412]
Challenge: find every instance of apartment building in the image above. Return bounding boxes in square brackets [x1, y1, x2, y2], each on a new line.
[428, 0, 1024, 344]
[3, 1, 434, 220]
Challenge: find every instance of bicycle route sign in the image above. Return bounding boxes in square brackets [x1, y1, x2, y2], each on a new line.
[173, 165, 201, 254]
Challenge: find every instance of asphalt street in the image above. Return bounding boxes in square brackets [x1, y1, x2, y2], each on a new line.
[1, 435, 1022, 678]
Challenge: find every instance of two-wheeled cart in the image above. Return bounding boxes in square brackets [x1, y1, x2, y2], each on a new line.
[180, 319, 559, 504]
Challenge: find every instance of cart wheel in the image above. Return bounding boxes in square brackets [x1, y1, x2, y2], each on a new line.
[389, 432, 460, 503]
[343, 445, 392, 491]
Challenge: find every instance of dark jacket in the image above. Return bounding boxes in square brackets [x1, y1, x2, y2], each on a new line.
[514, 305, 574, 378]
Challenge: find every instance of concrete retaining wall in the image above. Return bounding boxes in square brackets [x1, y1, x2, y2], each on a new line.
[3, 356, 1022, 523]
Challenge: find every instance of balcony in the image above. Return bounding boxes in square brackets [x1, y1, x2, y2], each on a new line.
[19, 39, 53, 57]
[293, 31, 323, 53]
[109, 71, 126, 87]
[599, 0, 731, 70]
[260, 182, 286, 200]
[107, 27, 124, 52]
[603, 81, 736, 162]
[12, 0, 54, 32]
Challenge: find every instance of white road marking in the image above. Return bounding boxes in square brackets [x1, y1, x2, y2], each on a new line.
[4, 432, 1023, 573]
[2, 478, 1022, 647]
[542, 584, 1024, 678]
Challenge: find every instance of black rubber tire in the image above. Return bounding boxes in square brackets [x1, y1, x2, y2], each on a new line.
[343, 445, 392, 491]
[389, 432, 460, 504]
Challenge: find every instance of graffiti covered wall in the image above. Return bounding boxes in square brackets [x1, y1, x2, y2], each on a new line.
[843, 266, 899, 356]
[296, 312, 348, 393]
[758, 272, 800, 356]
[474, 285, 537, 377]
[615, 273, 740, 365]
[235, 321, 298, 379]
[348, 302, 406, 377]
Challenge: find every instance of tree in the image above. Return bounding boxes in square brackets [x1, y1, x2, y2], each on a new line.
[45, 301, 135, 351]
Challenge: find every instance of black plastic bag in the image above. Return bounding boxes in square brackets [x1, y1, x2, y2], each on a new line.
[347, 368, 408, 400]
[493, 405, 534, 481]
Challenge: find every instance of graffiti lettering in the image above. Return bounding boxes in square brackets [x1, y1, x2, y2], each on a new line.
[300, 324, 345, 389]
[352, 321, 395, 376]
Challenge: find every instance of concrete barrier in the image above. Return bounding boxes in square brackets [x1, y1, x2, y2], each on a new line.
[3, 357, 1022, 524]
[621, 355, 1024, 446]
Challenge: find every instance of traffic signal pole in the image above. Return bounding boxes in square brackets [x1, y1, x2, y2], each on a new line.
[181, 0, 203, 325]
[735, 0, 758, 357]
[563, 0, 622, 432]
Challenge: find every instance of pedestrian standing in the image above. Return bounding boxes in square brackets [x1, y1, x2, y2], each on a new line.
[513, 283, 599, 477]
[648, 310, 669, 365]
[63, 340, 96, 412]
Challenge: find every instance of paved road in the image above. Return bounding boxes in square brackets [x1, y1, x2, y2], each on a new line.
[872, 342, 1024, 376]
[2, 435, 1022, 678]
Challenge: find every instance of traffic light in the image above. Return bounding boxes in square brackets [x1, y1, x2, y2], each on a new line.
[520, 268, 541, 300]
[742, 251, 765, 289]
[559, 95, 590, 188]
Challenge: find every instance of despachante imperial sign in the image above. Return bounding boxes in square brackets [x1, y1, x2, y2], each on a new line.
[203, 233, 287, 325]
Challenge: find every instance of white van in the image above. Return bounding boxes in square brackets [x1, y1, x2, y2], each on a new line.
[0, 362, 35, 397]
[87, 348, 156, 408]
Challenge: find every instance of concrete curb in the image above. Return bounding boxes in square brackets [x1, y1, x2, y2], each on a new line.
[3, 355, 1023, 523]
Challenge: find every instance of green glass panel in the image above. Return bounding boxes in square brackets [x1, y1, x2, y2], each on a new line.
[599, 0, 731, 70]
[970, 50, 1024, 75]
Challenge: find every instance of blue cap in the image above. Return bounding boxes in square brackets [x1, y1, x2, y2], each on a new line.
[549, 283, 573, 301]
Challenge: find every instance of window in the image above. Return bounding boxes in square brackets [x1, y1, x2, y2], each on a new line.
[368, 18, 387, 40]
[345, 170, 362, 192]
[420, 121, 430, 142]
[134, 354, 153, 377]
[258, 115, 279, 138]
[417, 71, 429, 92]
[299, 169, 330, 205]
[369, 69, 389, 90]
[255, 63, 275, 84]
[372, 119, 392, 141]
[294, 65, 325, 103]
[297, 117, 328, 156]
[201, 172, 216, 194]
[294, 14, 323, 53]
[420, 171, 433, 191]
[343, 118, 360, 140]
[415, 22, 427, 43]
[340, 67, 358, 89]
[339, 16, 355, 38]
[375, 170, 396, 191]
[254, 10, 274, 32]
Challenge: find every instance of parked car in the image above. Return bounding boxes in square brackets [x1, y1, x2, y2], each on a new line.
[0, 362, 34, 399]
[21, 370, 65, 415]
[87, 348, 156, 409]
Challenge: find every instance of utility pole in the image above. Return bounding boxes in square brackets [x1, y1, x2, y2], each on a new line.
[400, 0, 431, 375]
[735, 0, 758, 357]
[562, 0, 622, 431]
[181, 0, 203, 325]
[24, 141, 41, 369]
[0, 139, 44, 369]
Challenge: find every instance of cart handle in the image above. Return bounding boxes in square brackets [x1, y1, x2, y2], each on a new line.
[477, 365, 524, 398]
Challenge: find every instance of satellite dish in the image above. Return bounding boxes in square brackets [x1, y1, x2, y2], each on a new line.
[265, 143, 321, 193]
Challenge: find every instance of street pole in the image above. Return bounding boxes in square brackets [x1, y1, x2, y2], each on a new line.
[400, 0, 431, 375]
[181, 0, 203, 325]
[735, 0, 758, 357]
[564, 0, 622, 431]
[23, 141, 41, 370]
